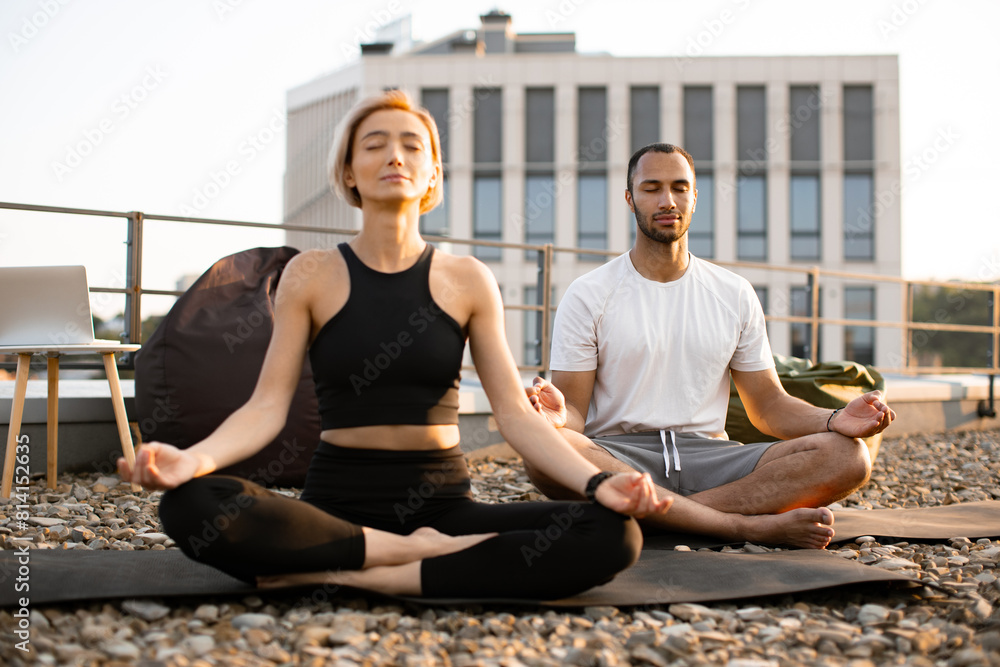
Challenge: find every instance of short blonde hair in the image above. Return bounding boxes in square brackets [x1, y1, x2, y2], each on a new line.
[328, 90, 444, 215]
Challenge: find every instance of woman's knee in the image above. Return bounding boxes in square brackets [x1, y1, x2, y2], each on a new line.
[583, 504, 643, 573]
[158, 477, 247, 553]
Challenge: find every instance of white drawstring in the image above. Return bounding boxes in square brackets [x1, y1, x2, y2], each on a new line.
[659, 429, 681, 478]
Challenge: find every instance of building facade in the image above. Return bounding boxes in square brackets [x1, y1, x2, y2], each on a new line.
[284, 12, 902, 371]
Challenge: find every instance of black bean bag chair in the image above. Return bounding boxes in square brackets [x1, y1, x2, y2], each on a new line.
[134, 246, 320, 486]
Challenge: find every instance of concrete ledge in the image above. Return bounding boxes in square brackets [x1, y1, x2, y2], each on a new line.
[0, 379, 137, 423]
[882, 374, 994, 403]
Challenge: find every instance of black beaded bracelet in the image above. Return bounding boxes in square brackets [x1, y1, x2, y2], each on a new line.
[585, 472, 614, 502]
[827, 407, 842, 432]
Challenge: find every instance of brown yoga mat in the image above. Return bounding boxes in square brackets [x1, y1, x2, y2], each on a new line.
[0, 548, 915, 609]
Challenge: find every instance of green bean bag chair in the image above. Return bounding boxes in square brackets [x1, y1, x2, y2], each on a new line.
[725, 355, 887, 461]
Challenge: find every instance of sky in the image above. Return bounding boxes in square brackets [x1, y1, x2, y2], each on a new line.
[1, 0, 998, 318]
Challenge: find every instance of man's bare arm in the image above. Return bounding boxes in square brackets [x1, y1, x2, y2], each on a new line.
[732, 367, 894, 440]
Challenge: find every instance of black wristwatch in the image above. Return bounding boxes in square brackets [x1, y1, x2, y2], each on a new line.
[584, 472, 614, 502]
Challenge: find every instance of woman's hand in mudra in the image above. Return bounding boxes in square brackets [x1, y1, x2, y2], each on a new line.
[118, 442, 202, 491]
[595, 471, 673, 519]
[525, 376, 568, 429]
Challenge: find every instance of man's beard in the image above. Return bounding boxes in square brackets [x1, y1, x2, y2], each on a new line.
[634, 205, 687, 245]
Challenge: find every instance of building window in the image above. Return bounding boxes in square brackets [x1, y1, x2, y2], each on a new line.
[683, 86, 714, 163]
[578, 87, 608, 258]
[737, 175, 767, 260]
[523, 285, 556, 368]
[844, 173, 874, 260]
[843, 85, 874, 261]
[791, 286, 822, 361]
[474, 175, 502, 260]
[789, 86, 821, 261]
[420, 176, 449, 237]
[474, 87, 502, 164]
[754, 285, 770, 336]
[525, 88, 555, 164]
[420, 89, 450, 236]
[737, 87, 767, 261]
[844, 286, 875, 365]
[525, 174, 555, 254]
[789, 85, 821, 163]
[630, 86, 660, 154]
[578, 173, 607, 258]
[578, 87, 608, 164]
[843, 86, 874, 163]
[421, 88, 450, 163]
[689, 172, 714, 258]
[525, 89, 555, 258]
[473, 88, 502, 260]
[790, 174, 821, 259]
[685, 86, 714, 258]
[737, 86, 767, 165]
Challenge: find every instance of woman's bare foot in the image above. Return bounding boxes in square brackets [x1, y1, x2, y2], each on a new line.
[364, 526, 497, 568]
[742, 507, 835, 549]
[256, 527, 497, 594]
[405, 526, 498, 561]
[257, 561, 424, 596]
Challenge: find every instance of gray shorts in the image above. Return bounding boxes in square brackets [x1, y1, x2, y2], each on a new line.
[591, 431, 777, 496]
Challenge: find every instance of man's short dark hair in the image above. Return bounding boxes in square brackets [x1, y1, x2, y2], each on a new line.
[627, 143, 696, 195]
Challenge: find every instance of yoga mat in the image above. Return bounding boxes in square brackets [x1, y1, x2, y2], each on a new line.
[0, 548, 914, 609]
[832, 501, 1000, 542]
[643, 500, 1000, 551]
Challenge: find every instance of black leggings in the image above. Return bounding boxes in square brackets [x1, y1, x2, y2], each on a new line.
[159, 442, 641, 600]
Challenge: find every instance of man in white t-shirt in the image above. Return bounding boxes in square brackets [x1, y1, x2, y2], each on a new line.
[526, 143, 895, 548]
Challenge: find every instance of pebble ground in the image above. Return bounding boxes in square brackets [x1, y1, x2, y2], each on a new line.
[1, 429, 999, 666]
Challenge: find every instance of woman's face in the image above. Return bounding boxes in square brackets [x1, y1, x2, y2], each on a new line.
[345, 108, 438, 210]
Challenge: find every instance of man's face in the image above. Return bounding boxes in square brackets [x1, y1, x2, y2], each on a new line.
[626, 151, 698, 246]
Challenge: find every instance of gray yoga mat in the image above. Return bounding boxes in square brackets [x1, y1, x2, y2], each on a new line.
[5, 501, 996, 608]
[0, 547, 915, 608]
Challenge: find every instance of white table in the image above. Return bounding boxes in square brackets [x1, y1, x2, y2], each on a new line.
[1, 343, 141, 497]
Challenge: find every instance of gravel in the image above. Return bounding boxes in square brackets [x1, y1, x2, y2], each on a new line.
[1, 428, 999, 666]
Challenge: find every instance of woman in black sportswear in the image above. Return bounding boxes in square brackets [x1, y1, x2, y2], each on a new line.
[118, 90, 669, 599]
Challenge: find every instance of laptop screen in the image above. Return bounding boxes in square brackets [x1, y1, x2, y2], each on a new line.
[0, 266, 97, 346]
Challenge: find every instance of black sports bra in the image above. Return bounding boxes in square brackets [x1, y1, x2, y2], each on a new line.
[309, 243, 465, 429]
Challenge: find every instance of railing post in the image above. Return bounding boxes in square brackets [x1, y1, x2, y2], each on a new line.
[538, 244, 554, 378]
[808, 267, 820, 365]
[123, 211, 144, 350]
[902, 281, 913, 372]
[993, 285, 999, 376]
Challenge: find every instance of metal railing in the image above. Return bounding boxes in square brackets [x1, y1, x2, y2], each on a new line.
[2, 202, 998, 398]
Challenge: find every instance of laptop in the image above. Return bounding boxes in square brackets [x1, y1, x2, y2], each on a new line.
[0, 265, 121, 347]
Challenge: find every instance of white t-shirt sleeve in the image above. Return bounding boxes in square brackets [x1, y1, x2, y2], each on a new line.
[549, 280, 600, 372]
[729, 281, 775, 372]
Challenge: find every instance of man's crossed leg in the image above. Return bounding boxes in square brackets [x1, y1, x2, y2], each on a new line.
[525, 428, 871, 549]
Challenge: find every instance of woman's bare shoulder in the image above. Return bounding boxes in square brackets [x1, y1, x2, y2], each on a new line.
[432, 250, 496, 288]
[284, 248, 346, 283]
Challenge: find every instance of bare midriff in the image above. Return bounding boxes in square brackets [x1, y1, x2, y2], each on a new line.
[320, 424, 461, 450]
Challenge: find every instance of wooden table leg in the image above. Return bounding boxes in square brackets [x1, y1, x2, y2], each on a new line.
[47, 355, 59, 489]
[2, 354, 32, 498]
[103, 353, 141, 492]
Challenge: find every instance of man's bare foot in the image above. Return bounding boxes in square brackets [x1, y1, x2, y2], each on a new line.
[742, 507, 835, 549]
